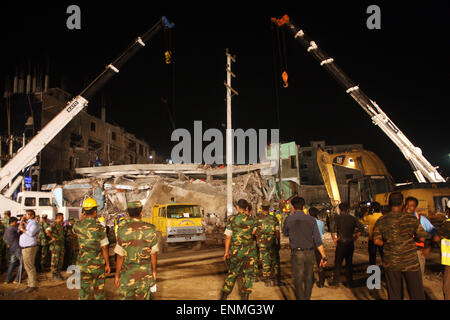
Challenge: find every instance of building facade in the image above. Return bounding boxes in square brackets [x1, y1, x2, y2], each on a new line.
[1, 88, 156, 187]
[298, 140, 364, 185]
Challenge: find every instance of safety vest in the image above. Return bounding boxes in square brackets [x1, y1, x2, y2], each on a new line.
[442, 219, 450, 266]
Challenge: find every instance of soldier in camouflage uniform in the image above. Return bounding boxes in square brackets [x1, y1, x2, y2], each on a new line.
[268, 207, 282, 285]
[46, 213, 65, 280]
[0, 220, 5, 273]
[64, 217, 79, 268]
[1, 211, 11, 272]
[114, 201, 158, 300]
[255, 200, 280, 287]
[3, 211, 11, 229]
[221, 199, 257, 300]
[73, 197, 110, 300]
[38, 214, 50, 272]
[373, 192, 428, 300]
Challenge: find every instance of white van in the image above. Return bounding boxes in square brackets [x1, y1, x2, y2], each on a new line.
[12, 191, 81, 221]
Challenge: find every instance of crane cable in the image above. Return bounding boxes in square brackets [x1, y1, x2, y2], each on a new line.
[276, 27, 289, 88]
[271, 25, 281, 131]
[163, 26, 176, 130]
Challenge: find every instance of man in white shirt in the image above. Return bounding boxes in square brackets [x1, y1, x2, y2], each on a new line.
[18, 210, 40, 292]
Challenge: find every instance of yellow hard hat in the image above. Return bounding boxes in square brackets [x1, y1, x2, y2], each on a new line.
[82, 197, 98, 210]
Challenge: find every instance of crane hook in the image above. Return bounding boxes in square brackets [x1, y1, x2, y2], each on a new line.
[165, 51, 172, 64]
[282, 71, 288, 88]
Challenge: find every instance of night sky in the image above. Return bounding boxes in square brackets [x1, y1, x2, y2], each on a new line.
[1, 1, 449, 182]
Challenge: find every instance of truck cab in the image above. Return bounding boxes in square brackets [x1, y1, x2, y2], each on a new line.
[13, 191, 81, 221]
[16, 191, 56, 219]
[144, 203, 206, 252]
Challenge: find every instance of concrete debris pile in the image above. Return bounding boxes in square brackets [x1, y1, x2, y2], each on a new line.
[61, 163, 279, 228]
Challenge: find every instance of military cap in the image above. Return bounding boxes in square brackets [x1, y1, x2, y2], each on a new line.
[42, 214, 48, 218]
[127, 201, 143, 209]
[262, 200, 271, 207]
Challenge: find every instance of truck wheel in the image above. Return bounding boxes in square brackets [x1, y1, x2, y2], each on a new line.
[156, 231, 168, 253]
[192, 241, 203, 251]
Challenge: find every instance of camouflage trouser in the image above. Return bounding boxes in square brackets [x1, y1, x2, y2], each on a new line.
[259, 245, 278, 280]
[119, 275, 153, 300]
[79, 272, 106, 300]
[40, 244, 49, 268]
[50, 243, 65, 273]
[222, 253, 257, 294]
[72, 249, 79, 266]
[0, 241, 4, 271]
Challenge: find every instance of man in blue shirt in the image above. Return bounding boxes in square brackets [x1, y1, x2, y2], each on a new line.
[283, 197, 327, 300]
[18, 210, 40, 292]
[308, 207, 325, 288]
[4, 217, 23, 284]
[405, 196, 437, 278]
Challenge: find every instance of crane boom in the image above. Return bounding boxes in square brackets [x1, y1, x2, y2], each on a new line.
[271, 14, 445, 184]
[0, 16, 174, 193]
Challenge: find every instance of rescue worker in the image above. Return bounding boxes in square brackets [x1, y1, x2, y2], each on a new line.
[114, 213, 127, 239]
[38, 214, 50, 272]
[221, 199, 257, 300]
[254, 206, 263, 281]
[405, 196, 437, 278]
[0, 218, 5, 273]
[434, 205, 450, 300]
[373, 192, 427, 300]
[46, 213, 65, 280]
[64, 217, 79, 268]
[281, 200, 291, 229]
[114, 201, 158, 300]
[255, 200, 280, 287]
[3, 211, 11, 228]
[2, 211, 11, 272]
[268, 206, 282, 283]
[73, 197, 110, 300]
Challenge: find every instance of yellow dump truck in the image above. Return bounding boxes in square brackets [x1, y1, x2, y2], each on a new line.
[142, 203, 206, 252]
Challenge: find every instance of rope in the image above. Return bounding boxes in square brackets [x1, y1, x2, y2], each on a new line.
[271, 26, 281, 131]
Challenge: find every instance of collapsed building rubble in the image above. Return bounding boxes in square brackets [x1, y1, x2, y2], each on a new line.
[57, 163, 280, 232]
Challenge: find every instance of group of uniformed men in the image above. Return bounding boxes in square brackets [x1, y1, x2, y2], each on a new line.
[67, 197, 158, 300]
[0, 210, 79, 281]
[221, 199, 282, 300]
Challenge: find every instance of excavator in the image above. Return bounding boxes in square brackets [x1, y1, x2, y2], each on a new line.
[271, 14, 450, 217]
[0, 17, 175, 216]
[317, 148, 450, 217]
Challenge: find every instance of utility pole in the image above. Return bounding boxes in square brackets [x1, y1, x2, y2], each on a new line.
[224, 49, 238, 217]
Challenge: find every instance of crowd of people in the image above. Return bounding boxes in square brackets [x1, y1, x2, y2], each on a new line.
[0, 192, 449, 301]
[222, 193, 450, 300]
[0, 210, 85, 292]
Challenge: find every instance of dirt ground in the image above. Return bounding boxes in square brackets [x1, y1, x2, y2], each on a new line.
[0, 233, 445, 300]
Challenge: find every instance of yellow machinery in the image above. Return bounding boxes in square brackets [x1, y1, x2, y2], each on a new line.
[317, 148, 450, 217]
[142, 203, 205, 252]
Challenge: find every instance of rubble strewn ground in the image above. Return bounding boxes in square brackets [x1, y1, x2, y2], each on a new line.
[65, 165, 278, 227]
[0, 233, 444, 300]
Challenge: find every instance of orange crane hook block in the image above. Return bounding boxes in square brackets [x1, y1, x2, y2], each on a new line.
[282, 71, 288, 88]
[165, 51, 172, 64]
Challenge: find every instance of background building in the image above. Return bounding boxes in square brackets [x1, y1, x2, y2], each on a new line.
[298, 140, 364, 185]
[1, 79, 158, 188]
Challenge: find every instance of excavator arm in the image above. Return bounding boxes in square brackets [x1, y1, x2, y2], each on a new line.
[317, 148, 395, 206]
